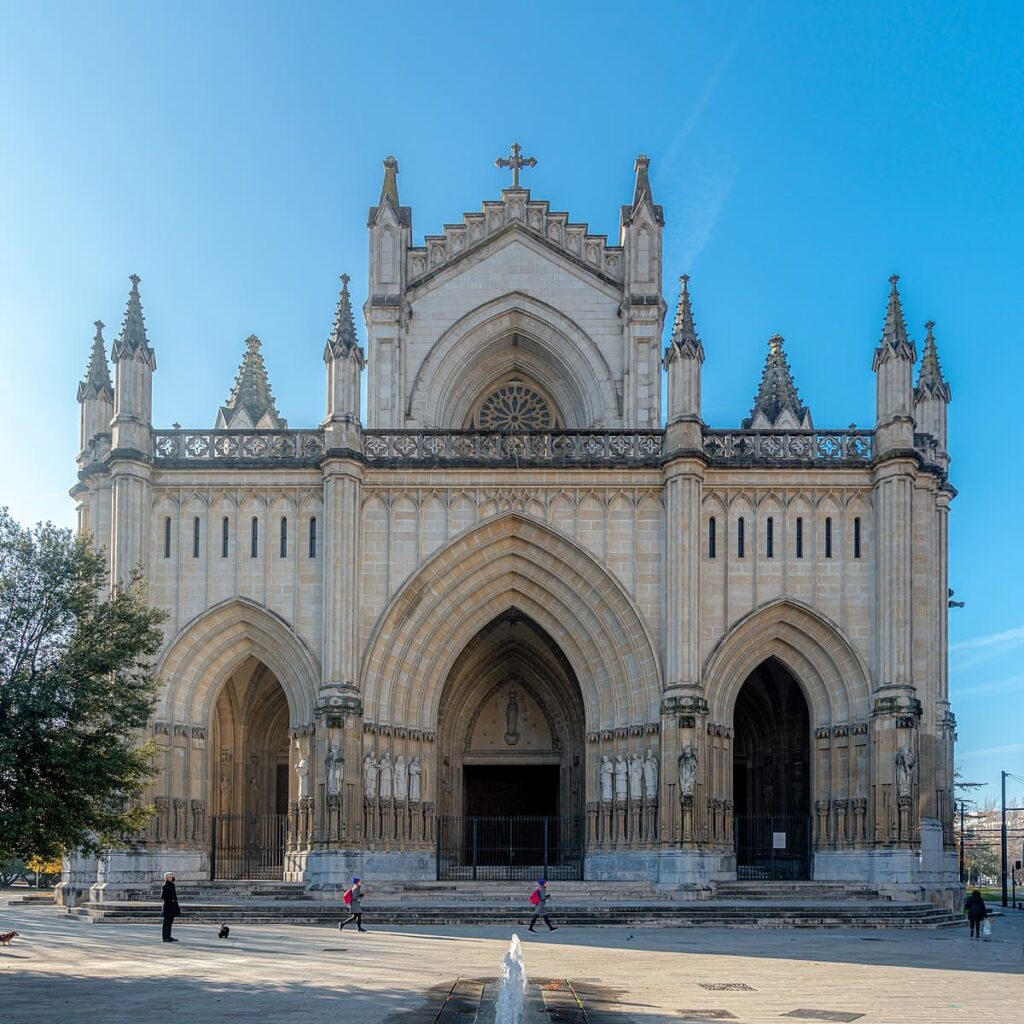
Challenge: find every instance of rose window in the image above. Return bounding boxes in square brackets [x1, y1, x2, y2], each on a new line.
[476, 383, 553, 430]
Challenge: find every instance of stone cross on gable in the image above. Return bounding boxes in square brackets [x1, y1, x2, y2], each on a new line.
[495, 142, 537, 188]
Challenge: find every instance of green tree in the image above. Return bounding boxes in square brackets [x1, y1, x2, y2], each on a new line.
[0, 508, 166, 861]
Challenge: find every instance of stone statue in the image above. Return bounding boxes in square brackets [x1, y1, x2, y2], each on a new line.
[394, 754, 408, 800]
[504, 690, 520, 745]
[895, 745, 916, 799]
[295, 749, 310, 799]
[325, 742, 344, 796]
[599, 755, 613, 801]
[614, 755, 628, 801]
[678, 746, 697, 799]
[218, 773, 231, 812]
[362, 753, 379, 798]
[628, 754, 643, 799]
[642, 748, 659, 800]
[408, 756, 422, 801]
[379, 751, 394, 799]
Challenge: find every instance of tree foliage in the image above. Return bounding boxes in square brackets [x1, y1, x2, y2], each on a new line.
[0, 508, 166, 861]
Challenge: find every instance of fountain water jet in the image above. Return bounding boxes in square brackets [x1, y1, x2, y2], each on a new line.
[493, 933, 528, 1024]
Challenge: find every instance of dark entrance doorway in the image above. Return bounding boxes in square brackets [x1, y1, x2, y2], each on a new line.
[463, 765, 559, 817]
[733, 658, 812, 880]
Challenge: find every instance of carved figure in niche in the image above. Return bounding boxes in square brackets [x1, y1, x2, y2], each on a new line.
[325, 742, 344, 796]
[219, 773, 231, 812]
[295, 744, 310, 800]
[394, 754, 408, 800]
[408, 757, 422, 801]
[504, 691, 520, 746]
[895, 745, 916, 799]
[379, 752, 394, 799]
[642, 748, 659, 800]
[599, 755, 613, 801]
[628, 754, 643, 799]
[678, 746, 697, 799]
[362, 753, 379, 798]
[613, 755, 628, 801]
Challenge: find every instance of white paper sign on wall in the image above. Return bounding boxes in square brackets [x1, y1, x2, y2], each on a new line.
[772, 832, 787, 850]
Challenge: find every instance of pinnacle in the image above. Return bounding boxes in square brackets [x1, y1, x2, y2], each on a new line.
[77, 319, 113, 402]
[324, 273, 361, 362]
[915, 319, 951, 403]
[380, 155, 399, 207]
[632, 154, 653, 208]
[216, 334, 286, 429]
[742, 333, 812, 430]
[879, 273, 914, 355]
[667, 274, 703, 359]
[110, 273, 155, 365]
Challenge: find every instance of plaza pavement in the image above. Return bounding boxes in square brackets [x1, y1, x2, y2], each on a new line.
[0, 895, 1020, 1023]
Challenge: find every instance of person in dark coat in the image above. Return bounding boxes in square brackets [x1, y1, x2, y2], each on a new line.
[339, 877, 367, 932]
[963, 889, 987, 938]
[528, 879, 558, 933]
[161, 871, 181, 942]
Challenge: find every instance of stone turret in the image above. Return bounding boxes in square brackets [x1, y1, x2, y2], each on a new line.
[366, 156, 413, 428]
[323, 274, 365, 448]
[77, 319, 113, 465]
[110, 274, 156, 455]
[618, 154, 665, 428]
[664, 275, 704, 432]
[742, 334, 812, 430]
[872, 274, 917, 454]
[216, 335, 286, 429]
[914, 320, 951, 468]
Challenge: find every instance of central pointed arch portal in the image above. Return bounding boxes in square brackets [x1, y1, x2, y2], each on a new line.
[360, 513, 663, 880]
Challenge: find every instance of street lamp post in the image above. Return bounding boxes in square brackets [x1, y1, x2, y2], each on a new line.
[1002, 770, 1009, 908]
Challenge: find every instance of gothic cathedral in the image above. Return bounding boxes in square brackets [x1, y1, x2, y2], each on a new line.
[65, 149, 957, 904]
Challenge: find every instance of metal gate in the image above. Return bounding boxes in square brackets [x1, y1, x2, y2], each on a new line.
[734, 814, 811, 880]
[209, 814, 286, 880]
[436, 815, 584, 880]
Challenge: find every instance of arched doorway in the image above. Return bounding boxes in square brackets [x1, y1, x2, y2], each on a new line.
[435, 610, 586, 879]
[733, 658, 811, 880]
[208, 657, 290, 879]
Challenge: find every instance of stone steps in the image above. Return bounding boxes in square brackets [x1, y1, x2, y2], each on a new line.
[67, 899, 962, 929]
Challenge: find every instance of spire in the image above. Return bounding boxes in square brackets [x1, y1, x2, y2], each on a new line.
[110, 274, 155, 366]
[77, 320, 113, 402]
[915, 320, 951, 402]
[216, 335, 287, 429]
[622, 153, 664, 226]
[324, 274, 363, 363]
[742, 334, 812, 430]
[380, 155, 399, 207]
[666, 275, 703, 359]
[875, 273, 916, 363]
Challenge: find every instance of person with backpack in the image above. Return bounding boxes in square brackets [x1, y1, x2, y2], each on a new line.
[963, 889, 988, 938]
[339, 877, 367, 932]
[528, 879, 557, 933]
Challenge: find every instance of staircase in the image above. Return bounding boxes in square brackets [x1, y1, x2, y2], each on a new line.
[64, 878, 964, 929]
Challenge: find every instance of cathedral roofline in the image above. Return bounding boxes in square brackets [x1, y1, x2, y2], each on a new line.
[216, 334, 287, 430]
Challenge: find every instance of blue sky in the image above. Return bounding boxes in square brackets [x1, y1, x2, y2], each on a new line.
[1, 1, 1021, 803]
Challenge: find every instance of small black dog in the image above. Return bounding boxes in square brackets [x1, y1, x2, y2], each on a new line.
[218, 924, 230, 939]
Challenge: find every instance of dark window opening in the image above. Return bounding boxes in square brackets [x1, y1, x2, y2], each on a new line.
[163, 517, 171, 559]
[766, 516, 774, 559]
[280, 517, 288, 559]
[825, 517, 833, 559]
[854, 517, 862, 559]
[737, 516, 745, 559]
[796, 517, 804, 559]
[309, 516, 317, 558]
[221, 517, 229, 558]
[251, 516, 259, 559]
[708, 517, 717, 559]
[192, 517, 200, 559]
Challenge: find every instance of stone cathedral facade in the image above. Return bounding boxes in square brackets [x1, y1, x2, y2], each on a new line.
[66, 151, 958, 904]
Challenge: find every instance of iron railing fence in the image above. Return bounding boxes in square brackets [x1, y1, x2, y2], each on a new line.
[209, 814, 286, 881]
[734, 814, 812, 881]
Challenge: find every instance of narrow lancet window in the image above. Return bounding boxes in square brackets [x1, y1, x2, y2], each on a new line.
[280, 517, 288, 558]
[737, 516, 745, 559]
[251, 517, 259, 559]
[766, 517, 775, 558]
[163, 516, 171, 559]
[309, 516, 317, 558]
[708, 517, 717, 559]
[221, 517, 229, 558]
[796, 517, 804, 558]
[854, 517, 862, 559]
[192, 517, 200, 559]
[825, 517, 833, 559]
